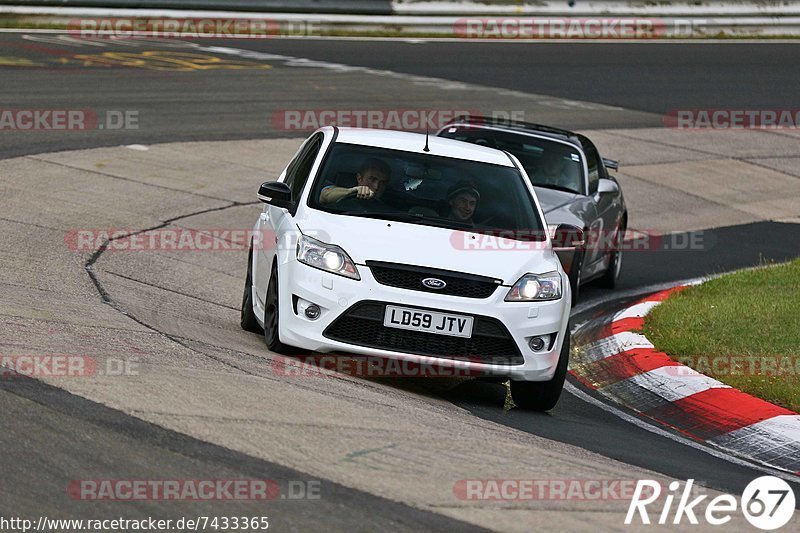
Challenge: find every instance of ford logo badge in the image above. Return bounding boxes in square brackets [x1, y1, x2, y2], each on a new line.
[422, 278, 447, 290]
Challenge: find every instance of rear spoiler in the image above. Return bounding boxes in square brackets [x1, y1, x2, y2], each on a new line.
[603, 158, 619, 171]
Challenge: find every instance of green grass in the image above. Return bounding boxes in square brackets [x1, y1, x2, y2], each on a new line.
[643, 259, 800, 413]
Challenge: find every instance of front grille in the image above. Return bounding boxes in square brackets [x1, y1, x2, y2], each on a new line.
[367, 261, 501, 299]
[323, 301, 524, 365]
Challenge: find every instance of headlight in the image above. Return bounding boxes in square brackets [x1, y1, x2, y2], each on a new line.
[505, 271, 562, 301]
[297, 235, 360, 280]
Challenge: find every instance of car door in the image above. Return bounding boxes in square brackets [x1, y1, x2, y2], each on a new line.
[575, 135, 604, 271]
[254, 132, 324, 306]
[578, 135, 621, 276]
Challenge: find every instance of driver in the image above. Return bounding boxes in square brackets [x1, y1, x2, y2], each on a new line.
[320, 157, 391, 205]
[537, 151, 573, 189]
[446, 180, 481, 224]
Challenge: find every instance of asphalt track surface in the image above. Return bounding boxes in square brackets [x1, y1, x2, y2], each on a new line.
[0, 377, 486, 531]
[224, 40, 800, 115]
[2, 36, 800, 158]
[2, 32, 800, 528]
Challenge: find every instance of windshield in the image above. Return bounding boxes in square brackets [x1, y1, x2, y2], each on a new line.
[438, 127, 586, 195]
[307, 143, 545, 240]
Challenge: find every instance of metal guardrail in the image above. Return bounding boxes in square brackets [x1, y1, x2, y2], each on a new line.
[0, 0, 394, 15]
[393, 1, 800, 16]
[5, 0, 800, 16]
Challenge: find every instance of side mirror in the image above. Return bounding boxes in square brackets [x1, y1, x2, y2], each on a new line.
[551, 224, 585, 249]
[597, 178, 619, 195]
[258, 181, 293, 209]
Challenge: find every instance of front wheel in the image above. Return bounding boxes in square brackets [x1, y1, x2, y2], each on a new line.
[597, 220, 625, 289]
[263, 262, 304, 355]
[510, 331, 570, 411]
[240, 246, 263, 334]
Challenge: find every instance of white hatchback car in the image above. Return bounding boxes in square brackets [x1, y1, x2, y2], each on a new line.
[241, 127, 583, 411]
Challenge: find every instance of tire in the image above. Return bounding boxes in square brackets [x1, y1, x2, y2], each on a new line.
[568, 251, 583, 307]
[240, 246, 263, 334]
[597, 220, 625, 289]
[510, 331, 570, 412]
[263, 262, 304, 355]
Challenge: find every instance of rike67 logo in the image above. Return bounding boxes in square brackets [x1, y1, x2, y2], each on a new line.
[626, 477, 796, 530]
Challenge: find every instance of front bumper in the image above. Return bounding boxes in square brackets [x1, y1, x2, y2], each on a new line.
[277, 259, 571, 382]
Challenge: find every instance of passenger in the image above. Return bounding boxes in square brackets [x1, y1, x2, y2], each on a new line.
[319, 157, 391, 205]
[446, 180, 481, 224]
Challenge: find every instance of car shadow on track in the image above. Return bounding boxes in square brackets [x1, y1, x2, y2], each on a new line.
[368, 374, 555, 417]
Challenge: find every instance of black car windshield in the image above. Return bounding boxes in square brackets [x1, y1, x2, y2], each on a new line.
[308, 143, 545, 241]
[438, 127, 586, 195]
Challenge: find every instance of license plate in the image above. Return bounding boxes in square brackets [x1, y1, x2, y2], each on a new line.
[383, 306, 474, 338]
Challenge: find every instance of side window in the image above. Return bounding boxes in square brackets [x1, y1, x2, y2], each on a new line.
[579, 136, 600, 194]
[285, 133, 323, 202]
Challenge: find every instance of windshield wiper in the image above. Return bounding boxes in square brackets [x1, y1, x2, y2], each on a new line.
[533, 183, 579, 194]
[413, 215, 475, 230]
[341, 211, 426, 223]
[341, 210, 476, 231]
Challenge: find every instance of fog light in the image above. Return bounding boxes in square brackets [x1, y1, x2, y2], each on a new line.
[305, 304, 321, 320]
[528, 336, 546, 352]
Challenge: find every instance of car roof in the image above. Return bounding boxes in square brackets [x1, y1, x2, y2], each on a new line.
[438, 116, 583, 148]
[328, 127, 516, 167]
